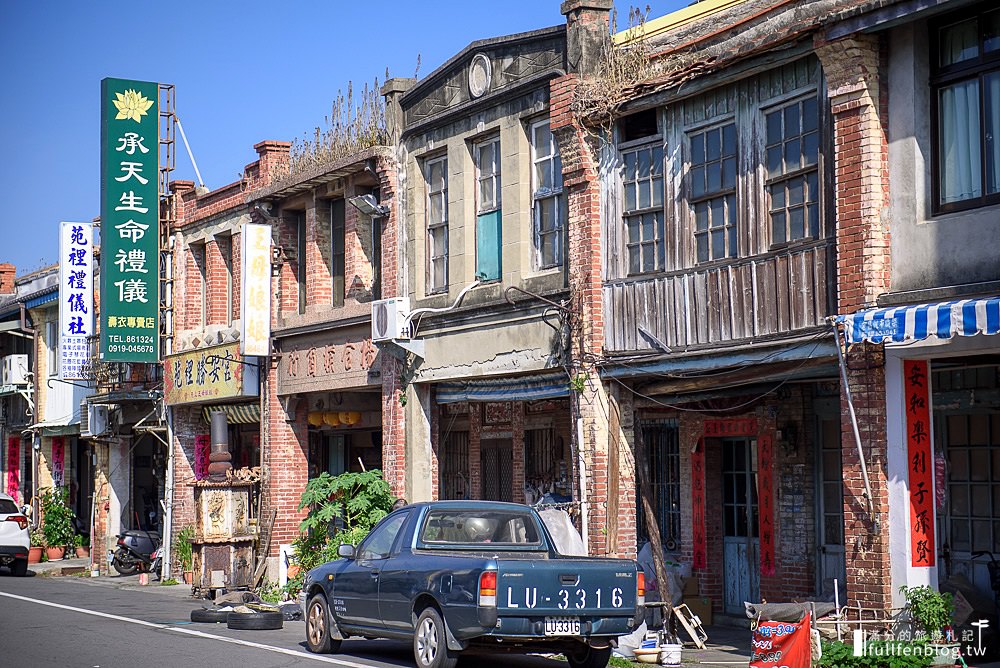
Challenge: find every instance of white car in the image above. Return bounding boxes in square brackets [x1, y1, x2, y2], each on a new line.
[0, 492, 30, 576]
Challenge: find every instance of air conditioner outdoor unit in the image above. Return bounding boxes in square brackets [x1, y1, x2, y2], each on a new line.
[371, 297, 411, 342]
[84, 404, 109, 437]
[1, 354, 28, 385]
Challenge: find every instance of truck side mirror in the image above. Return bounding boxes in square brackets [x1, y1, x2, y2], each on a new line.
[338, 544, 355, 559]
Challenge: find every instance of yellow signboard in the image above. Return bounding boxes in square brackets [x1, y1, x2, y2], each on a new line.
[163, 343, 258, 406]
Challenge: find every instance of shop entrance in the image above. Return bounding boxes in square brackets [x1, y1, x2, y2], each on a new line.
[130, 435, 164, 533]
[722, 437, 760, 614]
[480, 437, 513, 502]
[816, 410, 846, 597]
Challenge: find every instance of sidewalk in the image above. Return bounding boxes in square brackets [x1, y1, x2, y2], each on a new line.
[679, 624, 751, 666]
[27, 556, 198, 598]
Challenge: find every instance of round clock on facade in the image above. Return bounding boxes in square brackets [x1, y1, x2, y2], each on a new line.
[469, 53, 491, 98]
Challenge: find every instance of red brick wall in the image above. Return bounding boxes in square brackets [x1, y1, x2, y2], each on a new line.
[817, 32, 893, 613]
[169, 406, 205, 571]
[262, 384, 308, 556]
[305, 203, 332, 309]
[0, 263, 15, 295]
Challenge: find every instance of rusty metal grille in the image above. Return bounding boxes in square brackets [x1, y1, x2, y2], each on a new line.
[637, 420, 682, 548]
[525, 428, 556, 481]
[481, 439, 513, 502]
[439, 430, 469, 500]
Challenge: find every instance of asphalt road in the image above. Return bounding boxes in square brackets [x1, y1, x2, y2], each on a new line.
[0, 567, 571, 668]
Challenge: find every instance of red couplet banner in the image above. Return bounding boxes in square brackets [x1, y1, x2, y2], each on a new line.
[904, 359, 935, 567]
[750, 612, 812, 668]
[691, 440, 707, 570]
[6, 436, 19, 500]
[194, 434, 211, 480]
[758, 434, 775, 577]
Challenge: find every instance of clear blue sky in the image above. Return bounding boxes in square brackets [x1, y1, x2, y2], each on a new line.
[0, 1, 685, 276]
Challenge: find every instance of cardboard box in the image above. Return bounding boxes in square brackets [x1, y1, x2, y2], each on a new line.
[684, 596, 713, 627]
[682, 577, 699, 596]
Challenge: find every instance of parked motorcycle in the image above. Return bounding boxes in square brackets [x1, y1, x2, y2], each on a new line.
[109, 529, 161, 578]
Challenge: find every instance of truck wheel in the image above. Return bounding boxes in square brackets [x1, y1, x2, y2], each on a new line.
[306, 594, 342, 654]
[567, 645, 612, 668]
[413, 607, 457, 668]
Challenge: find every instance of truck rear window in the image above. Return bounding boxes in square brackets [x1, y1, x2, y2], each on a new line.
[420, 509, 543, 547]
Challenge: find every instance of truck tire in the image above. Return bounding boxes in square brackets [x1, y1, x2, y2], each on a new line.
[567, 645, 612, 668]
[190, 608, 230, 623]
[413, 607, 457, 668]
[306, 594, 342, 654]
[227, 610, 284, 630]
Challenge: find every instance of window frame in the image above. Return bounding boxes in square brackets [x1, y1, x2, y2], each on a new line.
[620, 135, 666, 275]
[931, 4, 1000, 214]
[423, 155, 449, 294]
[762, 93, 822, 248]
[474, 136, 501, 215]
[530, 119, 565, 270]
[687, 120, 739, 264]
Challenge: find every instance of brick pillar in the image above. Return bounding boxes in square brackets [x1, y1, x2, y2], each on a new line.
[253, 141, 291, 187]
[0, 263, 16, 295]
[168, 406, 204, 572]
[817, 33, 893, 614]
[205, 238, 225, 325]
[262, 376, 308, 558]
[551, 73, 611, 556]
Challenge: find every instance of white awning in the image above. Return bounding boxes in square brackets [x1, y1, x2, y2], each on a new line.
[836, 297, 1000, 344]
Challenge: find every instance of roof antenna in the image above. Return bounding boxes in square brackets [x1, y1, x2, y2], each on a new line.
[174, 115, 209, 195]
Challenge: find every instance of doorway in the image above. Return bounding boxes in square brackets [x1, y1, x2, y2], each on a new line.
[816, 414, 846, 597]
[722, 437, 760, 614]
[480, 438, 512, 502]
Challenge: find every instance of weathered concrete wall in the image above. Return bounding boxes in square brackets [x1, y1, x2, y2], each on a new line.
[887, 21, 1000, 293]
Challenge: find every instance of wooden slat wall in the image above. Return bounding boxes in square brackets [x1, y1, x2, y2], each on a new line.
[603, 243, 833, 353]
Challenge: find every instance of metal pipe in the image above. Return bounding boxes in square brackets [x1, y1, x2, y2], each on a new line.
[576, 415, 589, 555]
[174, 116, 205, 189]
[832, 320, 877, 528]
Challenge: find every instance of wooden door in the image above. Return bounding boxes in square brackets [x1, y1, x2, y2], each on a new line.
[722, 437, 760, 614]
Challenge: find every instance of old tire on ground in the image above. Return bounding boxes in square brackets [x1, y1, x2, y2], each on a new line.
[413, 607, 457, 668]
[566, 645, 613, 668]
[190, 608, 231, 623]
[227, 610, 284, 630]
[11, 558, 27, 577]
[306, 594, 342, 654]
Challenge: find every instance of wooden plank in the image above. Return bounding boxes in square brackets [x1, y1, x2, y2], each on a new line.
[693, 272, 709, 345]
[759, 260, 776, 336]
[775, 254, 790, 332]
[719, 267, 733, 342]
[815, 245, 829, 321]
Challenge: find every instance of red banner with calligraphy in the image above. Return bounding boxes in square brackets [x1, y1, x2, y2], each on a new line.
[704, 418, 758, 437]
[758, 434, 776, 577]
[691, 439, 707, 570]
[750, 612, 812, 668]
[6, 436, 19, 501]
[904, 360, 934, 567]
[194, 434, 210, 481]
[52, 437, 65, 488]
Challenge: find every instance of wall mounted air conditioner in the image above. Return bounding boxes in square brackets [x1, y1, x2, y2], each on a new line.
[1, 354, 28, 385]
[82, 403, 109, 438]
[371, 297, 411, 342]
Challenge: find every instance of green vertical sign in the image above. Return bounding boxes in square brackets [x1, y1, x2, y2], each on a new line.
[100, 78, 159, 362]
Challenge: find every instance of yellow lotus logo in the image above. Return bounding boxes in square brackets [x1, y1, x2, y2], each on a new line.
[113, 89, 154, 123]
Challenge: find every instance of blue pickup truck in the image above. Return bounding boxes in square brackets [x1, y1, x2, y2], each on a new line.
[301, 500, 644, 668]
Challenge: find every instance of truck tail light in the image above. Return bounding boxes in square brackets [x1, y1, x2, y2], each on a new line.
[5, 515, 28, 530]
[479, 571, 497, 607]
[637, 572, 645, 606]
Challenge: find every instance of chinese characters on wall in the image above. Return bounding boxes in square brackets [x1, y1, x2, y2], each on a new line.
[904, 359, 935, 567]
[100, 78, 159, 362]
[59, 222, 94, 379]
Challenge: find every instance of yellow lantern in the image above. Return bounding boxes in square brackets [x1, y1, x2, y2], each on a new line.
[307, 411, 324, 427]
[323, 411, 341, 427]
[339, 411, 361, 426]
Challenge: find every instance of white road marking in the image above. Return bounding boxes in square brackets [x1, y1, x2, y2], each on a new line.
[0, 590, 375, 667]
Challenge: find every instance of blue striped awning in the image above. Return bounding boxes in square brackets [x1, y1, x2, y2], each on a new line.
[23, 290, 57, 310]
[837, 297, 1000, 344]
[436, 372, 570, 404]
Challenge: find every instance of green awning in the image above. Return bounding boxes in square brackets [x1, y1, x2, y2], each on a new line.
[201, 403, 260, 425]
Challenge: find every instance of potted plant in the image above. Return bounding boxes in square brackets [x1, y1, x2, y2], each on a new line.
[74, 533, 90, 559]
[40, 487, 74, 561]
[174, 525, 195, 584]
[28, 528, 44, 564]
[900, 584, 957, 665]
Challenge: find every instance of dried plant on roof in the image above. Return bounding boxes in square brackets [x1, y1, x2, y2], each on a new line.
[572, 6, 659, 125]
[289, 75, 389, 176]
